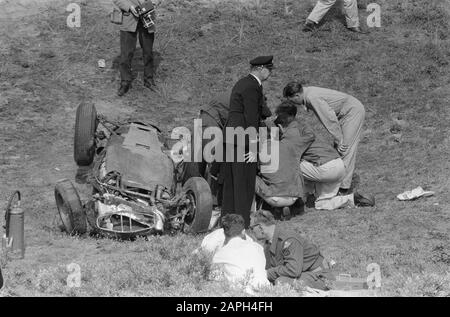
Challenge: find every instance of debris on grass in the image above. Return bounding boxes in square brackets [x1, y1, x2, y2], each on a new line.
[397, 186, 435, 201]
[97, 59, 106, 68]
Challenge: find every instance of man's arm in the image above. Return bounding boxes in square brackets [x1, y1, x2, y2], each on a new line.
[261, 96, 272, 120]
[266, 238, 304, 283]
[112, 0, 134, 11]
[242, 85, 261, 130]
[309, 96, 344, 145]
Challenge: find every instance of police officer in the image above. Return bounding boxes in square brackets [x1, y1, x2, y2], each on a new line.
[250, 209, 335, 290]
[197, 90, 272, 176]
[113, 0, 156, 96]
[222, 56, 274, 228]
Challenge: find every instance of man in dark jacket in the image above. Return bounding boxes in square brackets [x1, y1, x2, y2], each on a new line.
[183, 90, 272, 205]
[113, 0, 156, 96]
[250, 209, 335, 290]
[197, 90, 272, 175]
[222, 56, 274, 228]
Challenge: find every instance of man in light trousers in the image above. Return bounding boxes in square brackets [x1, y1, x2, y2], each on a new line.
[274, 102, 374, 210]
[283, 82, 365, 196]
[303, 0, 364, 33]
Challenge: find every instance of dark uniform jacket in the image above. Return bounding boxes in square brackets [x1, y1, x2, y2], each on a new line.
[201, 89, 272, 130]
[225, 75, 264, 147]
[265, 225, 324, 283]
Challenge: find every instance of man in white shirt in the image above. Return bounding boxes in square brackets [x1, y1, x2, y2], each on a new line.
[196, 227, 253, 255]
[209, 214, 270, 293]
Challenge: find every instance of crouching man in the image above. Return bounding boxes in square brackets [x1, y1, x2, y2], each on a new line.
[255, 129, 305, 219]
[250, 210, 335, 290]
[209, 214, 270, 293]
[255, 101, 316, 217]
[275, 102, 374, 210]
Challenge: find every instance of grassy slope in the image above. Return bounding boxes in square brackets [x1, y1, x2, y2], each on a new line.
[0, 0, 449, 296]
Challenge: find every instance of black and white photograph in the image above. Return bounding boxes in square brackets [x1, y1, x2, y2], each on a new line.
[0, 0, 449, 300]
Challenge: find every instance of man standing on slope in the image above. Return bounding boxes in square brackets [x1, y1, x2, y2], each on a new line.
[222, 56, 274, 228]
[303, 0, 365, 33]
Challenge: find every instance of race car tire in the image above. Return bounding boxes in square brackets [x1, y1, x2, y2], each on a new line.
[180, 161, 202, 185]
[182, 177, 213, 234]
[74, 102, 98, 166]
[55, 179, 87, 235]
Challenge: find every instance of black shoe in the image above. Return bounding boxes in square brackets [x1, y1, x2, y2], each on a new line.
[347, 26, 368, 34]
[118, 83, 131, 96]
[305, 193, 316, 208]
[144, 79, 156, 91]
[353, 191, 375, 207]
[291, 199, 305, 216]
[303, 21, 318, 32]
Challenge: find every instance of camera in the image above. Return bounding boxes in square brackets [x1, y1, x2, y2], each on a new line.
[135, 1, 155, 29]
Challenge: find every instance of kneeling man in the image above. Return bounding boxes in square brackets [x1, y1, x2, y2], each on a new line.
[275, 103, 374, 210]
[255, 101, 314, 217]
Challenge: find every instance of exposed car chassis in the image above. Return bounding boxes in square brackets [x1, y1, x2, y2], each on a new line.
[55, 103, 213, 239]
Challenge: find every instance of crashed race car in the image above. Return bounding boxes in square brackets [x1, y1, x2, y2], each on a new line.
[54, 103, 213, 239]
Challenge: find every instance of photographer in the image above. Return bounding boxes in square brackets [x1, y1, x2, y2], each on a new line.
[112, 0, 156, 96]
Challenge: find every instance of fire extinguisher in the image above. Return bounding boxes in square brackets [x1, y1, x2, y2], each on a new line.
[2, 191, 25, 260]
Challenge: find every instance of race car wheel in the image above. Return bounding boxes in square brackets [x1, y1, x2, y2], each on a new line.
[55, 179, 87, 235]
[74, 102, 98, 166]
[182, 177, 213, 234]
[180, 161, 202, 185]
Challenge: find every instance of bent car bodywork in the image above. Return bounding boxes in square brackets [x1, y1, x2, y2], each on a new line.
[55, 103, 213, 239]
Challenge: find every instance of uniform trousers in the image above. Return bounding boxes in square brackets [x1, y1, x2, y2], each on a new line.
[221, 145, 257, 228]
